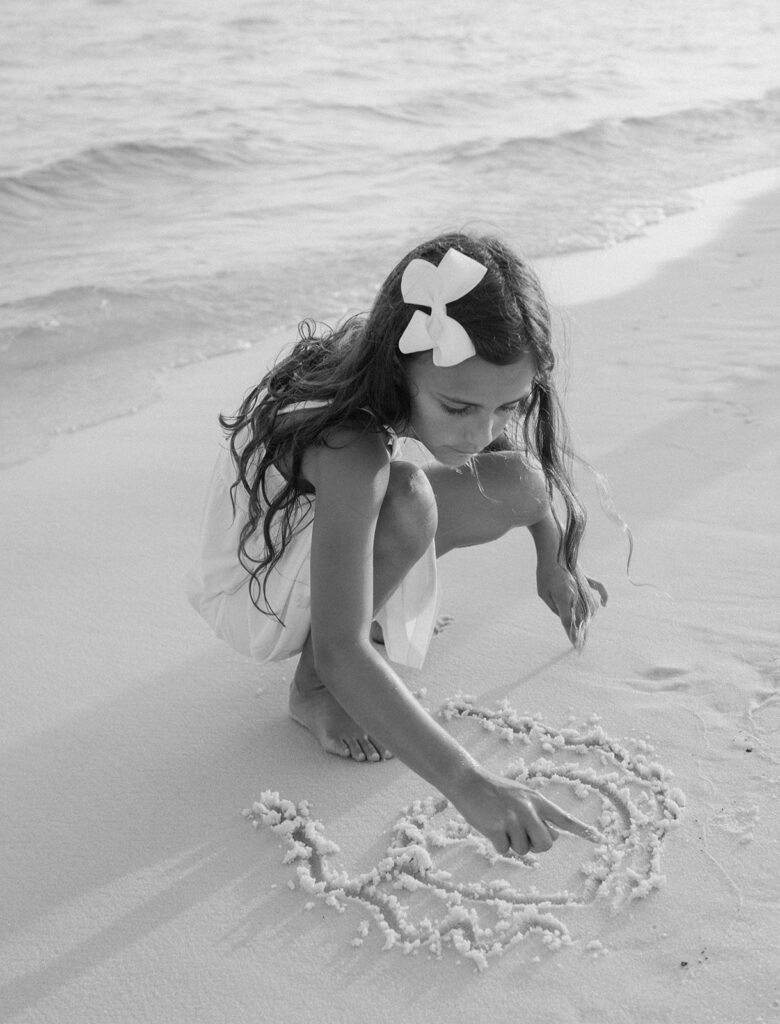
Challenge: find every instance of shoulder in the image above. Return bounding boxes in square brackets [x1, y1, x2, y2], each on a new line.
[302, 427, 391, 497]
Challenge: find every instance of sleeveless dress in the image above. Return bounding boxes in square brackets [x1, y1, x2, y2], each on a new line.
[185, 401, 439, 670]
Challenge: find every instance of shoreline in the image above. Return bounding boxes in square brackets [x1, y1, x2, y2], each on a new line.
[2, 165, 779, 475]
[537, 165, 780, 307]
[1, 171, 779, 1022]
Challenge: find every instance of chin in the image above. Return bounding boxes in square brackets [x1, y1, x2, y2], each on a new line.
[412, 434, 475, 467]
[436, 450, 475, 468]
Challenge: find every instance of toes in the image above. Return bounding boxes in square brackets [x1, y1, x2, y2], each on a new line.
[344, 737, 367, 761]
[433, 613, 455, 635]
[321, 736, 352, 758]
[343, 735, 387, 762]
[371, 739, 393, 760]
[359, 736, 382, 762]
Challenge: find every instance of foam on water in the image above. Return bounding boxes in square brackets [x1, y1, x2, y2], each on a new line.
[1, 0, 779, 465]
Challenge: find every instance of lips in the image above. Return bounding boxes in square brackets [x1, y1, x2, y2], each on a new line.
[438, 450, 476, 466]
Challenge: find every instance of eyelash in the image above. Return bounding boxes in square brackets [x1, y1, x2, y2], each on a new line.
[442, 402, 527, 417]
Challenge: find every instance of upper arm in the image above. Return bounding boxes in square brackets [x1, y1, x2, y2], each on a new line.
[302, 430, 390, 659]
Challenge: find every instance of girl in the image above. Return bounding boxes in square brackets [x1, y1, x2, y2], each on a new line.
[188, 233, 607, 856]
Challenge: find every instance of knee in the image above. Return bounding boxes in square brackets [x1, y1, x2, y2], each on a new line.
[375, 461, 437, 564]
[482, 452, 550, 530]
[508, 457, 550, 528]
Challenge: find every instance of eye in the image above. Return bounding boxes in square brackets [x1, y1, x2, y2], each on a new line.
[502, 397, 530, 415]
[441, 404, 472, 417]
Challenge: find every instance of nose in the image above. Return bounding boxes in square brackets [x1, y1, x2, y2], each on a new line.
[463, 414, 495, 454]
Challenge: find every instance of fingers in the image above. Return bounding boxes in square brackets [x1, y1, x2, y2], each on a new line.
[586, 576, 609, 606]
[492, 833, 513, 856]
[494, 817, 557, 858]
[508, 830, 530, 857]
[492, 831, 532, 858]
[540, 583, 579, 644]
[487, 812, 599, 859]
[546, 594, 575, 642]
[559, 607, 575, 641]
[543, 572, 608, 644]
[523, 814, 556, 853]
[566, 589, 601, 646]
[541, 802, 603, 844]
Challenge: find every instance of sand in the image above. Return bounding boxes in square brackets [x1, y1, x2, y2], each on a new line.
[2, 170, 779, 1023]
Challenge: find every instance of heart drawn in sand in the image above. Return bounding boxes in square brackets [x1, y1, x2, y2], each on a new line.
[246, 696, 685, 970]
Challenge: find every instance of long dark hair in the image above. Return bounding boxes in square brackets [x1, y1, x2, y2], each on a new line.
[220, 232, 591, 635]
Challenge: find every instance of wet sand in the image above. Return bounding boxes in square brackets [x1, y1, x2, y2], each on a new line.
[1, 171, 779, 1023]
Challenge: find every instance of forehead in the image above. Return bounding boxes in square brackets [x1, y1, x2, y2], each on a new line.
[409, 353, 536, 404]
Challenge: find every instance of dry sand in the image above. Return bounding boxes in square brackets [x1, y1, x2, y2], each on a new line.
[2, 170, 779, 1023]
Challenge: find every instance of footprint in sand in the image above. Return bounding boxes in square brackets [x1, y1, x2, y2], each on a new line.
[247, 696, 685, 971]
[371, 613, 455, 646]
[627, 666, 691, 693]
[711, 803, 759, 845]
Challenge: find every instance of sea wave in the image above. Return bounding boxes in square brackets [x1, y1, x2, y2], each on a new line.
[434, 89, 780, 168]
[0, 139, 254, 214]
[0, 273, 286, 372]
[304, 100, 430, 126]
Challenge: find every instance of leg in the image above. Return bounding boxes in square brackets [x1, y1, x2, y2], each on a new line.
[424, 450, 550, 557]
[289, 461, 437, 762]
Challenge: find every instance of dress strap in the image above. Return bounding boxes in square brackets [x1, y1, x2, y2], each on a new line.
[276, 400, 396, 456]
[385, 425, 398, 457]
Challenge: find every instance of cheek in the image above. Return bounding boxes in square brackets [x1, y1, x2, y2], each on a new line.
[413, 399, 449, 436]
[412, 410, 463, 454]
[495, 413, 513, 438]
[435, 411, 467, 440]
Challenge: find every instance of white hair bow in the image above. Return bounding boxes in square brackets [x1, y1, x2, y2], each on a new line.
[397, 248, 487, 366]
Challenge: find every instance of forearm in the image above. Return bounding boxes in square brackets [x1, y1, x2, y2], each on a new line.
[312, 639, 601, 852]
[527, 509, 561, 563]
[313, 639, 481, 801]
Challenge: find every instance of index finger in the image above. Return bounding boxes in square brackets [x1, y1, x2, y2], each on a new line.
[554, 602, 576, 644]
[542, 803, 603, 844]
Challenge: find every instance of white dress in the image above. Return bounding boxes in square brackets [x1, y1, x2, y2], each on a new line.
[186, 404, 439, 670]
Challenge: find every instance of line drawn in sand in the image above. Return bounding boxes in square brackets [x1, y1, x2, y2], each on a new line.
[246, 695, 685, 970]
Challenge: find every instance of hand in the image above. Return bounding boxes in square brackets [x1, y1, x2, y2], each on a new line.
[537, 560, 608, 646]
[453, 767, 601, 856]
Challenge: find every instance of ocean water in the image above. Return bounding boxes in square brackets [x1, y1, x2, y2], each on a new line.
[1, 0, 779, 465]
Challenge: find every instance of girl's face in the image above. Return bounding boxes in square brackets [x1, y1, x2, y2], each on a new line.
[405, 352, 537, 467]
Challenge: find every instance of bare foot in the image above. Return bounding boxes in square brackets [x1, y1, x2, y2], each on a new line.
[370, 613, 454, 646]
[433, 612, 455, 635]
[289, 662, 393, 763]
